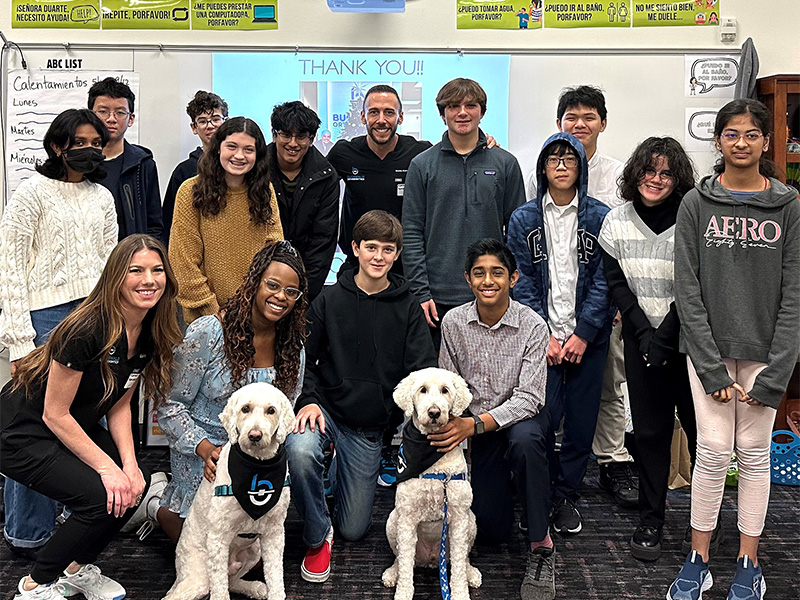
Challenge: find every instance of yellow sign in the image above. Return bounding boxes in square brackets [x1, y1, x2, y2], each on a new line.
[632, 0, 720, 27]
[192, 0, 278, 30]
[12, 0, 100, 29]
[544, 1, 631, 28]
[457, 1, 544, 30]
[101, 0, 190, 29]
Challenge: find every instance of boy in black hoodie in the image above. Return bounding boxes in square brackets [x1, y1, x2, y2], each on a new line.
[286, 210, 437, 584]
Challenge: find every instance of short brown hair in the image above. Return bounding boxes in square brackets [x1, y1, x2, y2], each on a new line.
[435, 78, 487, 117]
[352, 210, 403, 251]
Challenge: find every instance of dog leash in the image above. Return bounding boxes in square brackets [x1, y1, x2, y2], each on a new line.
[421, 473, 466, 600]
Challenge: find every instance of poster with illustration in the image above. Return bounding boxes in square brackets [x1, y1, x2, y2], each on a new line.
[543, 1, 631, 28]
[685, 55, 738, 98]
[457, 1, 544, 29]
[632, 0, 720, 27]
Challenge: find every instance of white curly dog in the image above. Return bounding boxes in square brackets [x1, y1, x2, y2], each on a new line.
[382, 367, 482, 600]
[162, 382, 295, 600]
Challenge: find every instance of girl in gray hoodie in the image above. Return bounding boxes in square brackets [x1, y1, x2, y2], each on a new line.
[668, 99, 799, 600]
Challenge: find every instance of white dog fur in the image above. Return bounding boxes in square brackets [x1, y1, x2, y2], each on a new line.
[382, 367, 482, 600]
[162, 382, 295, 600]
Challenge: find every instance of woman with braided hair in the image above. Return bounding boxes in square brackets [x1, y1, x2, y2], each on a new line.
[153, 241, 308, 544]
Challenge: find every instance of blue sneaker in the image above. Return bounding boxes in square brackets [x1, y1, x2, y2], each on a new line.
[377, 446, 397, 487]
[726, 555, 765, 600]
[667, 550, 713, 600]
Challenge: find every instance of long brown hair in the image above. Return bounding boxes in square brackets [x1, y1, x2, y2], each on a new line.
[13, 235, 182, 407]
[221, 241, 308, 396]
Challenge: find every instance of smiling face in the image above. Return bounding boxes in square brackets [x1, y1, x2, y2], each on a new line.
[362, 91, 403, 147]
[220, 131, 257, 186]
[352, 239, 399, 283]
[443, 98, 482, 138]
[557, 104, 606, 157]
[251, 261, 300, 330]
[119, 248, 166, 316]
[465, 254, 517, 314]
[637, 154, 676, 207]
[716, 113, 769, 173]
[273, 130, 311, 174]
[91, 95, 134, 145]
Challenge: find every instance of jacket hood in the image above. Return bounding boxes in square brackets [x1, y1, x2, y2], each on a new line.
[696, 174, 799, 208]
[535, 132, 589, 204]
[189, 146, 204, 160]
[121, 140, 154, 172]
[338, 267, 410, 299]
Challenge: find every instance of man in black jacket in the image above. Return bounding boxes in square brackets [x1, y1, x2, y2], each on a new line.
[269, 101, 340, 300]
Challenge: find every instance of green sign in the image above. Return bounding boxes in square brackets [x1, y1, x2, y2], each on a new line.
[101, 0, 190, 29]
[12, 0, 100, 29]
[192, 0, 278, 30]
[457, 1, 543, 30]
[544, 1, 631, 28]
[632, 0, 719, 27]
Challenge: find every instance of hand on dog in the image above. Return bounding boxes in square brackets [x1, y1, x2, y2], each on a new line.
[294, 403, 326, 434]
[197, 438, 222, 482]
[427, 416, 474, 453]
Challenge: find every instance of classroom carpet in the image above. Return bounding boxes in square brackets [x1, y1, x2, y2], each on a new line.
[2, 449, 798, 600]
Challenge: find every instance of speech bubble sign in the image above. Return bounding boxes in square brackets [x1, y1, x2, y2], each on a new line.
[690, 57, 739, 94]
[687, 110, 718, 142]
[70, 5, 99, 23]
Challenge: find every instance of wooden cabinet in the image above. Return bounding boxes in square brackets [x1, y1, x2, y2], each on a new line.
[757, 74, 800, 187]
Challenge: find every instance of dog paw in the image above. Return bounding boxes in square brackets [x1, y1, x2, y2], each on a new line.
[229, 579, 268, 599]
[381, 565, 398, 587]
[393, 586, 414, 600]
[467, 565, 482, 588]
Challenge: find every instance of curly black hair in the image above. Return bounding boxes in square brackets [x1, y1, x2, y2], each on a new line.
[220, 241, 308, 396]
[619, 136, 695, 204]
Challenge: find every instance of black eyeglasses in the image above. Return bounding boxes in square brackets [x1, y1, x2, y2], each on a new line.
[194, 115, 226, 128]
[275, 131, 311, 143]
[545, 156, 579, 169]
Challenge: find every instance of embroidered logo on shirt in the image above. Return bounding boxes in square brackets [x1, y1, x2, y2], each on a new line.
[484, 170, 496, 176]
[703, 215, 781, 249]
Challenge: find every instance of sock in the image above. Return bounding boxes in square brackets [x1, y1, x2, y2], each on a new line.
[531, 534, 553, 552]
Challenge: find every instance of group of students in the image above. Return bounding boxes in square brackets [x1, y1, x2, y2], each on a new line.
[0, 74, 797, 600]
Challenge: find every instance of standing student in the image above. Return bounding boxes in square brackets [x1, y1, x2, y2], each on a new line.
[402, 78, 526, 350]
[0, 234, 182, 600]
[161, 90, 229, 247]
[0, 109, 118, 558]
[507, 132, 613, 536]
[169, 117, 283, 323]
[268, 101, 340, 300]
[668, 99, 799, 600]
[88, 77, 162, 241]
[599, 137, 698, 561]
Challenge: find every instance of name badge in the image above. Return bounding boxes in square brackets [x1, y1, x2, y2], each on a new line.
[124, 371, 142, 389]
[397, 183, 405, 196]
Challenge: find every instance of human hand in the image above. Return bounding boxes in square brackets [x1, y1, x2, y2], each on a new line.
[547, 336, 563, 366]
[98, 464, 134, 517]
[421, 300, 439, 328]
[427, 417, 473, 453]
[294, 403, 326, 435]
[123, 463, 146, 502]
[197, 438, 222, 482]
[560, 334, 588, 364]
[486, 135, 501, 149]
[613, 311, 622, 328]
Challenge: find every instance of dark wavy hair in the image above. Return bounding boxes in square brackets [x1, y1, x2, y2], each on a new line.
[220, 241, 308, 396]
[37, 109, 110, 183]
[193, 117, 275, 225]
[619, 137, 695, 204]
[186, 89, 229, 122]
[713, 99, 779, 178]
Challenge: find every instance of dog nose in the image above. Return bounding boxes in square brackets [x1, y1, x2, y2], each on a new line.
[428, 408, 441, 420]
[248, 430, 263, 442]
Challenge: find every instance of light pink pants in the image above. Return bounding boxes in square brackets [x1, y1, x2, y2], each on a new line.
[687, 357, 776, 537]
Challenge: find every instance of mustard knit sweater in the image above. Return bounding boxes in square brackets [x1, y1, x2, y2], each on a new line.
[169, 177, 284, 323]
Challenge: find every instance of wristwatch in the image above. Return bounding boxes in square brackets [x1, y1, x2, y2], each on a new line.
[472, 415, 485, 435]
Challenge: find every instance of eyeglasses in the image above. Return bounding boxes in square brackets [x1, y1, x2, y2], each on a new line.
[262, 278, 303, 301]
[95, 109, 131, 120]
[720, 131, 764, 144]
[194, 115, 226, 128]
[643, 168, 675, 183]
[545, 156, 579, 169]
[275, 131, 311, 143]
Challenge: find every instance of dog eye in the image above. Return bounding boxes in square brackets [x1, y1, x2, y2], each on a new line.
[441, 386, 449, 394]
[267, 407, 276, 415]
[241, 405, 251, 413]
[419, 386, 428, 394]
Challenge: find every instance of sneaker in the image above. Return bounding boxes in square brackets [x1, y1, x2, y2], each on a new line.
[682, 513, 725, 556]
[58, 564, 125, 600]
[630, 524, 663, 562]
[120, 471, 168, 540]
[726, 555, 766, 600]
[520, 545, 556, 600]
[667, 550, 713, 600]
[377, 446, 397, 487]
[551, 498, 582, 534]
[301, 527, 333, 583]
[14, 578, 66, 600]
[598, 462, 638, 509]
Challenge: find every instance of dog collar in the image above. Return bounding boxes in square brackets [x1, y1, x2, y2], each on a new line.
[421, 473, 466, 482]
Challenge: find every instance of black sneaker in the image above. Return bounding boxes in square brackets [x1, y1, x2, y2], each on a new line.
[630, 524, 663, 562]
[520, 546, 556, 600]
[551, 498, 582, 534]
[598, 462, 638, 509]
[682, 513, 725, 556]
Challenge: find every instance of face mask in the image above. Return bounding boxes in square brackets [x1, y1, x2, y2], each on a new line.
[64, 147, 105, 174]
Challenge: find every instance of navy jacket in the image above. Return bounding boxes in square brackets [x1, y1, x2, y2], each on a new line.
[507, 132, 613, 345]
[162, 146, 203, 246]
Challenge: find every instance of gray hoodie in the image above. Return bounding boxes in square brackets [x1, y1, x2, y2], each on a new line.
[675, 174, 800, 408]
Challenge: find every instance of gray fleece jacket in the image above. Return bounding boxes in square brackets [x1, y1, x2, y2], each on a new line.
[675, 174, 800, 408]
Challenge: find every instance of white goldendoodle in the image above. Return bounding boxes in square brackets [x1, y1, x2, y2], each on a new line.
[162, 382, 295, 600]
[382, 368, 482, 600]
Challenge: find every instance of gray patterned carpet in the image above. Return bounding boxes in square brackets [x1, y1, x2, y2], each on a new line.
[2, 449, 799, 599]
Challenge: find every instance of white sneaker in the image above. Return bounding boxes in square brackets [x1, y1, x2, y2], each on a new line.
[14, 577, 66, 600]
[121, 471, 168, 540]
[58, 564, 125, 600]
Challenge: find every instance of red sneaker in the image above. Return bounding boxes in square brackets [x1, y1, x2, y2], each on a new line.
[301, 528, 333, 583]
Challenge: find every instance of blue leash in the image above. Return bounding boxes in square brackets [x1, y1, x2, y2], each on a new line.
[422, 473, 466, 600]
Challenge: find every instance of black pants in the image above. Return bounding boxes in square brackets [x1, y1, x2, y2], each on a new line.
[623, 331, 696, 528]
[0, 425, 151, 584]
[428, 303, 460, 354]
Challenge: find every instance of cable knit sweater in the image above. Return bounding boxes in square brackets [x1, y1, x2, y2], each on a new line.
[0, 173, 118, 360]
[169, 177, 284, 323]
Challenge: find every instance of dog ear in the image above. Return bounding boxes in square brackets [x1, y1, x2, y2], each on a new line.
[449, 372, 473, 416]
[275, 390, 296, 444]
[219, 389, 240, 443]
[393, 370, 419, 417]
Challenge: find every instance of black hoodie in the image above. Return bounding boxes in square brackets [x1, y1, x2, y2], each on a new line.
[296, 269, 437, 430]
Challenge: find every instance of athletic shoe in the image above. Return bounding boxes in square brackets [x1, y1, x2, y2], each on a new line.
[551, 498, 582, 534]
[520, 545, 556, 600]
[14, 578, 66, 600]
[667, 550, 713, 600]
[682, 513, 725, 556]
[377, 446, 398, 487]
[121, 471, 168, 540]
[726, 555, 766, 600]
[598, 462, 639, 509]
[58, 564, 125, 600]
[301, 527, 333, 583]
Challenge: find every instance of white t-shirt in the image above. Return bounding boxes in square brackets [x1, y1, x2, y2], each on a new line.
[526, 151, 624, 209]
[542, 190, 578, 343]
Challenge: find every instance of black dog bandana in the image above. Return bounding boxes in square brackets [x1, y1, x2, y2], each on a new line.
[395, 420, 445, 484]
[215, 443, 287, 520]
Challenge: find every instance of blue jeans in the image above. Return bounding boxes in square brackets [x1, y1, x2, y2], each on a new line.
[286, 405, 383, 546]
[3, 299, 82, 549]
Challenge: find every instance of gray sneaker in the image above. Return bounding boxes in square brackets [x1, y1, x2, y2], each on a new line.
[521, 546, 556, 600]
